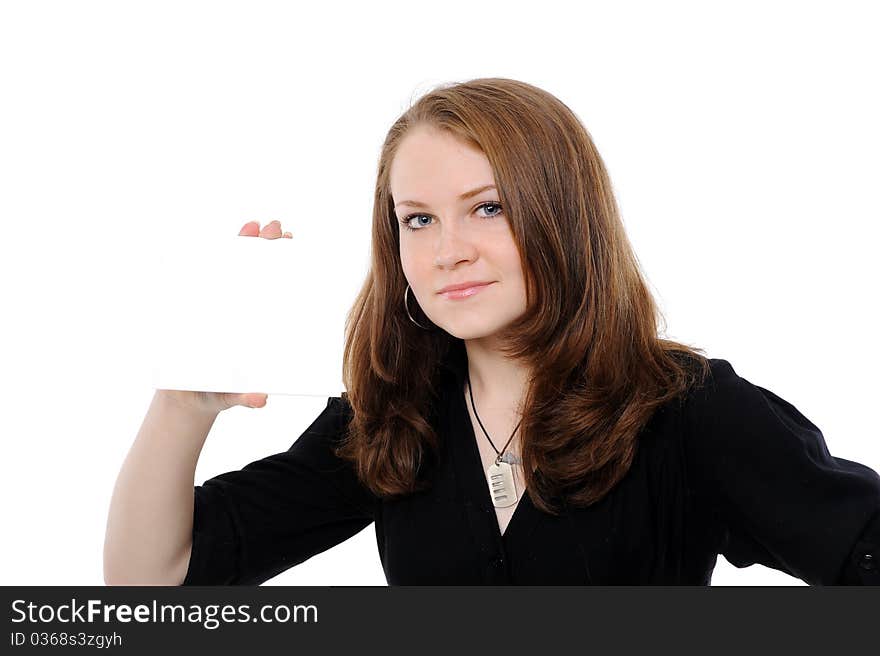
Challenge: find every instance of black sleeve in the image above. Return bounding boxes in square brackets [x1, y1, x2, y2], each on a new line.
[181, 396, 377, 585]
[682, 358, 880, 585]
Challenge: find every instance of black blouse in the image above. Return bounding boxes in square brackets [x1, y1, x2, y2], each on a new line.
[181, 356, 880, 585]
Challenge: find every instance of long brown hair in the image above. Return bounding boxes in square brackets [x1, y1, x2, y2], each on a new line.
[336, 77, 710, 515]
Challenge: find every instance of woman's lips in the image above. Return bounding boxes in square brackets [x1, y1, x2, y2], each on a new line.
[439, 282, 494, 300]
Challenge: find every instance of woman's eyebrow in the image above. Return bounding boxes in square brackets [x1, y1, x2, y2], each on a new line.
[394, 184, 497, 209]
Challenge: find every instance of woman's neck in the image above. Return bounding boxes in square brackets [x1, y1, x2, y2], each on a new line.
[463, 341, 531, 413]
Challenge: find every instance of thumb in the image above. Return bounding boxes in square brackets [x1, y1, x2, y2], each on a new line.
[245, 393, 268, 408]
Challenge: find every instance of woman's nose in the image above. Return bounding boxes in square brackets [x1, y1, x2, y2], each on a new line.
[433, 223, 476, 265]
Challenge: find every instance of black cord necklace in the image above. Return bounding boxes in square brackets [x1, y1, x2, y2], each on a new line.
[466, 370, 523, 508]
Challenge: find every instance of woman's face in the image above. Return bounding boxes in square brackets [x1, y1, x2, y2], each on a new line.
[389, 125, 527, 341]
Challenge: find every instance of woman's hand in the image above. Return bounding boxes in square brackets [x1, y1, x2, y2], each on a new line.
[238, 219, 292, 239]
[156, 389, 268, 415]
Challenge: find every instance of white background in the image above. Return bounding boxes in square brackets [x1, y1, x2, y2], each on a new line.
[1, 0, 877, 586]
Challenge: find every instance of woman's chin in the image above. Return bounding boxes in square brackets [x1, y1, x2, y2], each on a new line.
[434, 320, 500, 342]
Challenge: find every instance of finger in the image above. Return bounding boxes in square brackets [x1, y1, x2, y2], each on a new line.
[239, 221, 260, 237]
[259, 220, 281, 237]
[227, 392, 263, 408]
[246, 393, 267, 408]
[259, 220, 282, 239]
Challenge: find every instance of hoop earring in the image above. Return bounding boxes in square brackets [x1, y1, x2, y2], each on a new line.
[404, 284, 432, 330]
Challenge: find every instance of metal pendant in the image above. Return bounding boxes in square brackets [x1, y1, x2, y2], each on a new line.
[486, 461, 518, 508]
[499, 451, 521, 465]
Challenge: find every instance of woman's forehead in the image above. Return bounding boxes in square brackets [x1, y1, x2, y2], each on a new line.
[390, 135, 494, 202]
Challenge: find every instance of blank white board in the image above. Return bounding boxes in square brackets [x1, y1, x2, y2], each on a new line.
[144, 233, 353, 398]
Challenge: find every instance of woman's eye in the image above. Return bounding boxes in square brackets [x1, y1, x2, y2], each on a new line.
[401, 215, 433, 231]
[399, 201, 503, 232]
[479, 202, 503, 218]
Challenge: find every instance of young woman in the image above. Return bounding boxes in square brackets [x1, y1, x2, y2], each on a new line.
[104, 78, 879, 586]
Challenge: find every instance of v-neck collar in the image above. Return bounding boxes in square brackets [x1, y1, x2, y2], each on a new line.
[441, 342, 542, 545]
